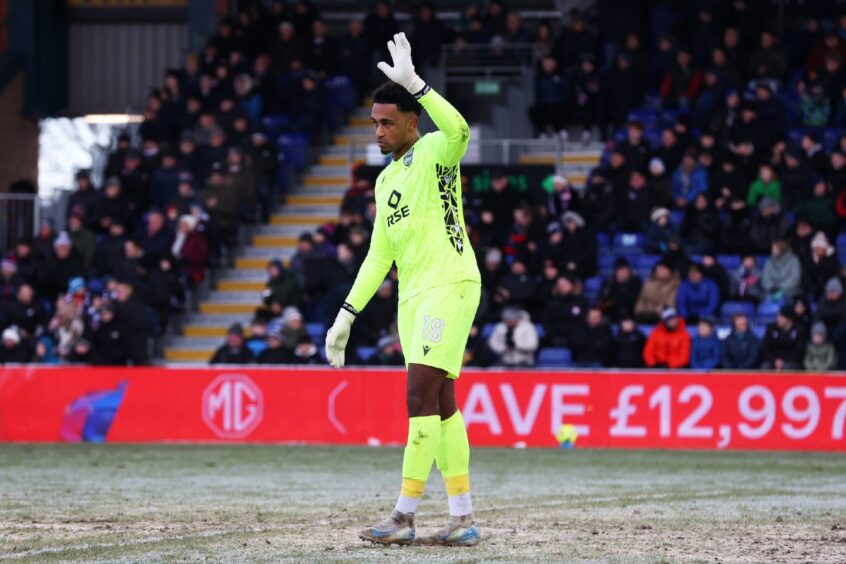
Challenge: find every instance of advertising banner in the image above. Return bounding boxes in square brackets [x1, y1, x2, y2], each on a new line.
[0, 367, 844, 451]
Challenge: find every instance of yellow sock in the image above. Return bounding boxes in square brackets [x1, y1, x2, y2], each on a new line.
[435, 411, 473, 516]
[395, 415, 440, 514]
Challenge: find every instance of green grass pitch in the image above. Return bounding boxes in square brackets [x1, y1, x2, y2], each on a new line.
[1, 445, 845, 562]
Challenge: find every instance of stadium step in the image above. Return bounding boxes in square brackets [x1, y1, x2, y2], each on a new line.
[285, 194, 343, 206]
[164, 349, 213, 362]
[271, 213, 336, 225]
[199, 302, 258, 315]
[217, 279, 266, 292]
[303, 174, 347, 186]
[319, 154, 364, 166]
[252, 234, 298, 248]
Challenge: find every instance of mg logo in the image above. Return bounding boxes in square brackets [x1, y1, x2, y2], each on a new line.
[202, 374, 264, 439]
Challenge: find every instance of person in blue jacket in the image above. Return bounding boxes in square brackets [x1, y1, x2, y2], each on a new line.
[690, 317, 721, 369]
[672, 150, 708, 209]
[677, 264, 720, 323]
[721, 313, 761, 369]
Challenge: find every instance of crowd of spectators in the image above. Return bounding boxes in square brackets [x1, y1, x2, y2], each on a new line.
[232, 2, 846, 371]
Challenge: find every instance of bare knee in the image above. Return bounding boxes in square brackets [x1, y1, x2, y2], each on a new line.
[406, 364, 445, 417]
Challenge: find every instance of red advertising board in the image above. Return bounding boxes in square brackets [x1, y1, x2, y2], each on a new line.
[0, 367, 845, 451]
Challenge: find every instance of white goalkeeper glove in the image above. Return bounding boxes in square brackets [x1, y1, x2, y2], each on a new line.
[325, 305, 357, 368]
[377, 32, 427, 95]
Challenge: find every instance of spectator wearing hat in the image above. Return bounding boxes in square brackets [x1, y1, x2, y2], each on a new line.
[815, 277, 846, 344]
[762, 239, 802, 301]
[748, 197, 790, 255]
[0, 326, 31, 363]
[788, 219, 815, 262]
[170, 173, 203, 218]
[369, 334, 404, 366]
[118, 149, 149, 219]
[280, 306, 307, 353]
[49, 300, 84, 361]
[210, 323, 255, 364]
[617, 121, 652, 173]
[612, 315, 646, 368]
[804, 322, 838, 371]
[258, 323, 294, 364]
[150, 150, 181, 209]
[42, 232, 85, 301]
[547, 175, 582, 220]
[114, 279, 150, 366]
[645, 207, 675, 254]
[488, 307, 538, 367]
[225, 146, 258, 223]
[245, 318, 269, 358]
[760, 305, 805, 370]
[643, 307, 691, 368]
[690, 318, 721, 370]
[721, 313, 761, 369]
[291, 334, 322, 364]
[87, 303, 128, 365]
[677, 265, 720, 324]
[569, 307, 613, 367]
[289, 233, 320, 294]
[597, 258, 642, 322]
[803, 232, 840, 299]
[171, 214, 209, 284]
[647, 157, 673, 207]
[541, 275, 588, 347]
[67, 171, 99, 229]
[558, 211, 598, 279]
[672, 150, 708, 209]
[634, 261, 680, 324]
[262, 258, 302, 312]
[681, 193, 720, 254]
[203, 162, 239, 259]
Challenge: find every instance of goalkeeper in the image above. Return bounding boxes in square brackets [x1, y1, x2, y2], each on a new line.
[324, 33, 482, 547]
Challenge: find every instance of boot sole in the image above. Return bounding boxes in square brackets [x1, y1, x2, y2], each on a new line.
[359, 533, 415, 546]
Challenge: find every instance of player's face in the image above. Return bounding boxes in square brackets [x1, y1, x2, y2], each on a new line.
[371, 103, 417, 155]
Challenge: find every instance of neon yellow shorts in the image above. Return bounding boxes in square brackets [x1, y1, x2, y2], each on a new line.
[397, 280, 481, 379]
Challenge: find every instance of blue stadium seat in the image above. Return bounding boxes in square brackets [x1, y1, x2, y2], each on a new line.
[596, 232, 611, 248]
[356, 347, 375, 363]
[599, 254, 616, 271]
[306, 323, 325, 344]
[482, 323, 495, 339]
[534, 324, 546, 339]
[277, 133, 308, 170]
[757, 301, 782, 318]
[752, 325, 767, 340]
[717, 254, 741, 270]
[613, 233, 644, 254]
[637, 254, 661, 271]
[837, 233, 846, 251]
[720, 301, 755, 320]
[584, 276, 603, 298]
[537, 347, 572, 368]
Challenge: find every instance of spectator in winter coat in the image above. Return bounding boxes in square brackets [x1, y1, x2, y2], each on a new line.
[4, 284, 48, 340]
[114, 279, 150, 366]
[616, 170, 654, 232]
[464, 324, 495, 368]
[795, 179, 837, 235]
[488, 307, 539, 367]
[817, 275, 846, 328]
[210, 323, 255, 364]
[748, 197, 791, 255]
[42, 232, 85, 302]
[804, 322, 837, 371]
[760, 305, 805, 370]
[645, 207, 676, 254]
[672, 151, 708, 209]
[597, 258, 642, 322]
[682, 194, 720, 254]
[87, 303, 129, 366]
[677, 265, 720, 323]
[803, 232, 840, 299]
[749, 30, 786, 80]
[258, 328, 295, 364]
[368, 335, 405, 366]
[635, 262, 680, 324]
[261, 258, 302, 312]
[494, 261, 536, 312]
[0, 259, 22, 308]
[66, 214, 96, 271]
[762, 240, 803, 301]
[569, 307, 613, 366]
[558, 211, 598, 279]
[171, 215, 209, 285]
[660, 47, 702, 110]
[643, 307, 691, 368]
[731, 255, 765, 302]
[721, 313, 761, 369]
[0, 326, 31, 363]
[541, 275, 589, 347]
[66, 170, 100, 229]
[528, 56, 569, 135]
[747, 164, 782, 206]
[613, 316, 646, 368]
[690, 318, 721, 370]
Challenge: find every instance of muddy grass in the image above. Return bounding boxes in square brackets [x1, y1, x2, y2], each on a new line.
[0, 445, 844, 562]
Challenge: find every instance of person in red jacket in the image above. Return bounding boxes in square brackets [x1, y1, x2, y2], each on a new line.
[171, 215, 209, 284]
[643, 306, 691, 368]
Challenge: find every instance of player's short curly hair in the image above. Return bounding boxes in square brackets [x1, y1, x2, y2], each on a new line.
[372, 82, 422, 115]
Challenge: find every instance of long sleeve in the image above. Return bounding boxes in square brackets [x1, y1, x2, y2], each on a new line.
[344, 209, 393, 313]
[419, 88, 470, 166]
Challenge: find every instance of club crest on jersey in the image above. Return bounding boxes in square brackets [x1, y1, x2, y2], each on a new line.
[403, 147, 414, 166]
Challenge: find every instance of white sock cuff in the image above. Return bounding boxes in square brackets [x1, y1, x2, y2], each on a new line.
[395, 495, 421, 515]
[448, 493, 473, 516]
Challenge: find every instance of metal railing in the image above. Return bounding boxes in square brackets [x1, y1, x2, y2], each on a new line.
[0, 191, 70, 253]
[343, 137, 565, 168]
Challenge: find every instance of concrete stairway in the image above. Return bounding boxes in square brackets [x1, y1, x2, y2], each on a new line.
[163, 110, 603, 364]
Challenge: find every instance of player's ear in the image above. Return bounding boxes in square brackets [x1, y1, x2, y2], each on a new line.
[407, 113, 419, 132]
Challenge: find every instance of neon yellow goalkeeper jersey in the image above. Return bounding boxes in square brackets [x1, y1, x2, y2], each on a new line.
[344, 87, 481, 312]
